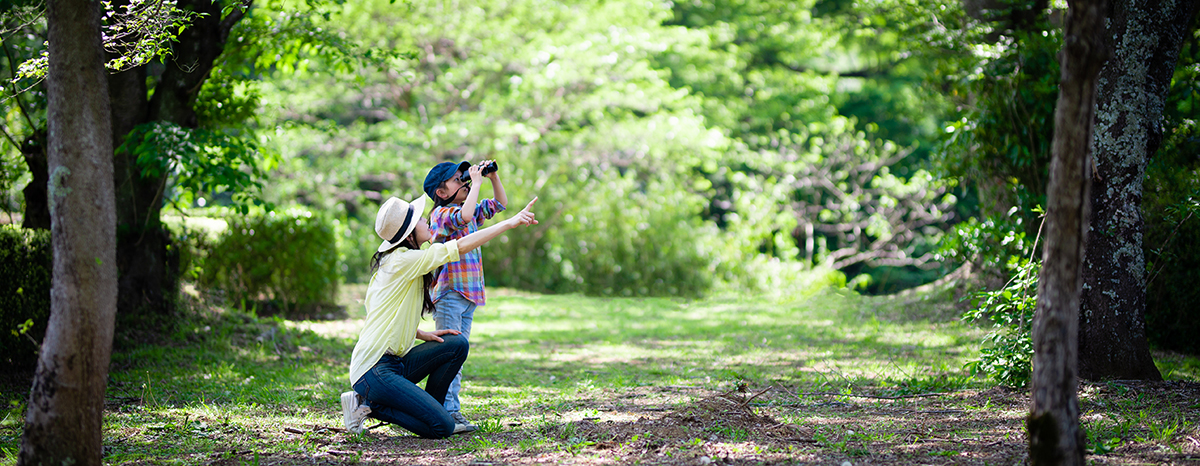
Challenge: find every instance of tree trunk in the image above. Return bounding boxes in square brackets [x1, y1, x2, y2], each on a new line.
[20, 0, 248, 316]
[17, 0, 116, 462]
[19, 130, 49, 230]
[1078, 0, 1198, 382]
[1027, 0, 1107, 464]
[106, 50, 171, 315]
[108, 0, 245, 316]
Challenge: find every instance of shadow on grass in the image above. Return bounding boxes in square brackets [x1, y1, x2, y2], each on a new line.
[3, 286, 1198, 466]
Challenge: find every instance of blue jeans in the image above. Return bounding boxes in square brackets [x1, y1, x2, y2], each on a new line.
[433, 290, 477, 413]
[352, 334, 468, 438]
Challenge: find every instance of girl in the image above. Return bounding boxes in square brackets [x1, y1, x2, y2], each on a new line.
[342, 194, 537, 438]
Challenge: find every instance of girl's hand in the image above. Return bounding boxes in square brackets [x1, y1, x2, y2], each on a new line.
[483, 159, 499, 181]
[417, 328, 461, 343]
[468, 164, 483, 184]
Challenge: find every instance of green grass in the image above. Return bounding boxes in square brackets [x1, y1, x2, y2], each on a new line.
[1, 283, 1197, 465]
[459, 288, 982, 395]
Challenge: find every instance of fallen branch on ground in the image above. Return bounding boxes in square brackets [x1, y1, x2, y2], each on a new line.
[795, 391, 947, 400]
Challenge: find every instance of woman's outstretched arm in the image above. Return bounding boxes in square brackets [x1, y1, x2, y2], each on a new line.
[457, 197, 538, 254]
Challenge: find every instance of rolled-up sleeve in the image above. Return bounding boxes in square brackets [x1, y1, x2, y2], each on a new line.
[381, 240, 461, 279]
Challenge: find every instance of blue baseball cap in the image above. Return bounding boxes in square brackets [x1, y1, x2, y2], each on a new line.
[423, 161, 471, 203]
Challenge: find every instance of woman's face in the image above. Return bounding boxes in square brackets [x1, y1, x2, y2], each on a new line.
[413, 218, 433, 244]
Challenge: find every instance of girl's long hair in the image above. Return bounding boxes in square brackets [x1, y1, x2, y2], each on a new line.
[370, 233, 436, 316]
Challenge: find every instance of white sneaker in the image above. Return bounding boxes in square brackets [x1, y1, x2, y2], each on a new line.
[340, 391, 371, 434]
[453, 423, 478, 435]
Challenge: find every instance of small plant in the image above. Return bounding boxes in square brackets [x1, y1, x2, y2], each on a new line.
[561, 437, 596, 456]
[1088, 435, 1121, 455]
[1148, 416, 1183, 443]
[963, 255, 1038, 387]
[451, 435, 505, 453]
[475, 416, 503, 433]
[708, 421, 750, 441]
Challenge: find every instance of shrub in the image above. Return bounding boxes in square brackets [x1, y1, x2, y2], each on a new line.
[200, 209, 339, 314]
[945, 209, 1039, 387]
[0, 226, 51, 369]
[963, 256, 1037, 387]
[486, 171, 720, 297]
[1143, 120, 1200, 353]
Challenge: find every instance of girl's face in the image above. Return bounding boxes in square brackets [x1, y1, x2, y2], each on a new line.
[413, 218, 433, 244]
[436, 171, 470, 204]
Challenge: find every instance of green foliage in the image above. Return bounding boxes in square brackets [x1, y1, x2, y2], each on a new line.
[656, 0, 960, 289]
[659, 0, 839, 140]
[1140, 27, 1200, 353]
[937, 207, 1037, 283]
[0, 225, 50, 369]
[963, 255, 1037, 387]
[199, 208, 339, 312]
[947, 209, 1039, 387]
[164, 214, 226, 284]
[742, 119, 956, 292]
[7, 0, 202, 81]
[938, 27, 1060, 224]
[118, 121, 272, 214]
[493, 172, 719, 297]
[255, 0, 758, 295]
[0, 9, 47, 213]
[820, 0, 959, 160]
[195, 67, 263, 129]
[101, 0, 205, 73]
[251, 0, 967, 295]
[1143, 118, 1200, 353]
[219, 0, 404, 79]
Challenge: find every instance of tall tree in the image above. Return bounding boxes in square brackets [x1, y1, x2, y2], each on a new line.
[1078, 0, 1199, 381]
[10, 0, 251, 314]
[13, 0, 378, 316]
[17, 0, 116, 462]
[1027, 0, 1107, 464]
[107, 0, 248, 315]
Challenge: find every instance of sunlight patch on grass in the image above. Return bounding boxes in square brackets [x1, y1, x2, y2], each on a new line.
[0, 283, 1071, 465]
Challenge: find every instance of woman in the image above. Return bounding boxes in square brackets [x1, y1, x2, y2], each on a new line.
[342, 194, 538, 438]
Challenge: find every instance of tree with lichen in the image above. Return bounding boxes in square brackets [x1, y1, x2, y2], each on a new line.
[1078, 0, 1198, 382]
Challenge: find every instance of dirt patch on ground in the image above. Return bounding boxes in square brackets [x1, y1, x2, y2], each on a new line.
[203, 381, 1200, 465]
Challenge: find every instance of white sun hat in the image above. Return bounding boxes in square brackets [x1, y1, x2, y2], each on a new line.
[374, 196, 426, 252]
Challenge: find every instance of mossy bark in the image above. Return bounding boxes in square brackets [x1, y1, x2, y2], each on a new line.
[1080, 0, 1198, 382]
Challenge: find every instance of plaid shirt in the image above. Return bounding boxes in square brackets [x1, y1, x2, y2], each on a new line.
[430, 198, 505, 305]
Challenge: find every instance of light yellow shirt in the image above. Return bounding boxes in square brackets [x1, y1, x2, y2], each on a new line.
[348, 240, 460, 386]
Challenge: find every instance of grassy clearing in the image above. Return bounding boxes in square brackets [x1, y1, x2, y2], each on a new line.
[1, 282, 1198, 465]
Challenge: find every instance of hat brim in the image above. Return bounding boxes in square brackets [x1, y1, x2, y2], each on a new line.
[377, 196, 427, 252]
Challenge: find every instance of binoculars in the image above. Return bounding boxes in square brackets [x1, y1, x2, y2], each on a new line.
[458, 161, 498, 182]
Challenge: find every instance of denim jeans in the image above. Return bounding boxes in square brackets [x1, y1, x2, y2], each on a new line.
[433, 290, 477, 413]
[352, 334, 468, 438]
